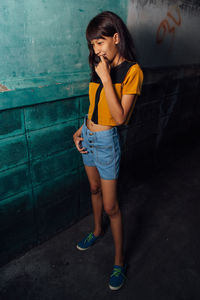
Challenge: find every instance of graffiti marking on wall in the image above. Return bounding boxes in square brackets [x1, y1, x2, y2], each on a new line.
[156, 5, 182, 50]
[128, 0, 200, 66]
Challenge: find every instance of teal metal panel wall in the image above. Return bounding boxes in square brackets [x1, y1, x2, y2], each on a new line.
[0, 95, 91, 265]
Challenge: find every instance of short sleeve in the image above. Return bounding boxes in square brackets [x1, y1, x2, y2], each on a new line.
[122, 65, 144, 95]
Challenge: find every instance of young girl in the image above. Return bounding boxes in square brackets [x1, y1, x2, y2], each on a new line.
[73, 11, 143, 290]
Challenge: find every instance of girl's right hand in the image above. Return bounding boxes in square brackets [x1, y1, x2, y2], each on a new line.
[73, 135, 88, 154]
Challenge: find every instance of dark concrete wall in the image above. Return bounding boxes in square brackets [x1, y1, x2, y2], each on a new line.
[119, 65, 200, 179]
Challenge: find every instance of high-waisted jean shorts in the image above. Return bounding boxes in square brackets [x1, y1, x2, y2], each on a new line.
[81, 115, 121, 180]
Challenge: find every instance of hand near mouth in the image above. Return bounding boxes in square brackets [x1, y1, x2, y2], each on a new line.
[95, 55, 111, 83]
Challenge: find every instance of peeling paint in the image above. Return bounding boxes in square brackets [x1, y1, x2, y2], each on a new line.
[0, 84, 9, 92]
[38, 85, 49, 88]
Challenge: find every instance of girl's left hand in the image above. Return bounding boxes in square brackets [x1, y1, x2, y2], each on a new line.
[95, 56, 111, 83]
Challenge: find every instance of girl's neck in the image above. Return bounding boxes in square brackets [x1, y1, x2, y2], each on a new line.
[111, 54, 125, 68]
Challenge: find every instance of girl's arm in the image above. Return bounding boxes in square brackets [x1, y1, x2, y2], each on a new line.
[103, 77, 136, 125]
[95, 56, 136, 125]
[73, 125, 88, 153]
[73, 125, 83, 141]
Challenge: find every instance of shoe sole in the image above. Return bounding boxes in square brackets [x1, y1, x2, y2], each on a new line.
[76, 244, 90, 251]
[109, 283, 124, 290]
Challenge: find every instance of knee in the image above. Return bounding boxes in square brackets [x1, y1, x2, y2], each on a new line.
[90, 184, 101, 195]
[104, 204, 120, 217]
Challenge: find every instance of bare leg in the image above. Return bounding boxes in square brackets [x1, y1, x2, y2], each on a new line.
[84, 165, 103, 236]
[101, 178, 124, 266]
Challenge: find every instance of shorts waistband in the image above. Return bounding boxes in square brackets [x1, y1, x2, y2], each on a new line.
[83, 114, 118, 137]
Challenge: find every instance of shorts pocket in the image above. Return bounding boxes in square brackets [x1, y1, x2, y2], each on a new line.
[95, 145, 114, 166]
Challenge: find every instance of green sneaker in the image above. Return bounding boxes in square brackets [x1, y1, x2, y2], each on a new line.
[76, 232, 101, 251]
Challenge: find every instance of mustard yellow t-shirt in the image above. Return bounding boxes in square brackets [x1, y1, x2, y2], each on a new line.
[88, 60, 144, 126]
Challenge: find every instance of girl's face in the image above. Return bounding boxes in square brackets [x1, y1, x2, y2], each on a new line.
[91, 34, 120, 65]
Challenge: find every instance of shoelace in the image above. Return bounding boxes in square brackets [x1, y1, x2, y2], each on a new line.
[84, 232, 94, 244]
[111, 267, 126, 279]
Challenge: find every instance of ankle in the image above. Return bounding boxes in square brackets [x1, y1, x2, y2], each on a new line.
[114, 256, 124, 267]
[93, 229, 103, 237]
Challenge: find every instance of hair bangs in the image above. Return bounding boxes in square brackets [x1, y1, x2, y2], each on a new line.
[86, 26, 106, 45]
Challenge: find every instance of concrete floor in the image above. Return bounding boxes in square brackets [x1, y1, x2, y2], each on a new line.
[0, 136, 200, 300]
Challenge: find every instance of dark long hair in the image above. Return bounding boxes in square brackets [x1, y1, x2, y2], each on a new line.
[86, 11, 137, 80]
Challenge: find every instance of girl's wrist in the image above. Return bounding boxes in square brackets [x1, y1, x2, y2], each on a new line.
[73, 126, 82, 141]
[73, 134, 78, 141]
[102, 75, 112, 85]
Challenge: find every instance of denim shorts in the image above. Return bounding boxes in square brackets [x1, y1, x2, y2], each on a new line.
[81, 115, 121, 180]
